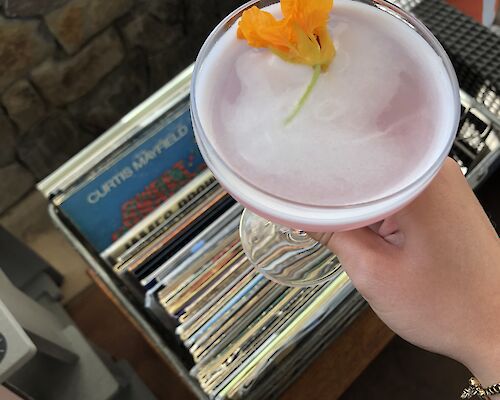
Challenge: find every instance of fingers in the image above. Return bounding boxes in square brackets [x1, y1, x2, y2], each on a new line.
[308, 232, 333, 246]
[382, 231, 405, 247]
[310, 227, 397, 297]
[328, 227, 392, 266]
[378, 217, 399, 238]
[310, 225, 397, 258]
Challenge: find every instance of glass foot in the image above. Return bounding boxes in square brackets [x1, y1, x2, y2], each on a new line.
[239, 208, 342, 287]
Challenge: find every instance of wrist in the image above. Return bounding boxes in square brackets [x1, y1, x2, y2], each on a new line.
[467, 344, 500, 387]
[460, 291, 500, 388]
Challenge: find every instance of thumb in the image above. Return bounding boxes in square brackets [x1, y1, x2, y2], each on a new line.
[309, 227, 395, 295]
[310, 227, 389, 260]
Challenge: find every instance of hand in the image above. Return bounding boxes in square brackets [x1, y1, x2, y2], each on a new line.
[311, 158, 500, 385]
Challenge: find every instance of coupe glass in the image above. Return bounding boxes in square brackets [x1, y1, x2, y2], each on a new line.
[190, 0, 460, 286]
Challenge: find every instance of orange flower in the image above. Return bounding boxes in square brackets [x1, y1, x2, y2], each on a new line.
[237, 0, 336, 71]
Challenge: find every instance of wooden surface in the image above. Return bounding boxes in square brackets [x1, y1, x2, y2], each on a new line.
[282, 307, 394, 400]
[67, 270, 393, 400]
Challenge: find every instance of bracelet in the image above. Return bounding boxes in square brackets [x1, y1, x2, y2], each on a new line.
[461, 377, 500, 399]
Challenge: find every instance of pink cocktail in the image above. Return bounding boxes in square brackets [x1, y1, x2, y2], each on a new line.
[191, 0, 460, 286]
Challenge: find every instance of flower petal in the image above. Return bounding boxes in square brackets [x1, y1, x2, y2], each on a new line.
[294, 23, 321, 66]
[237, 6, 292, 52]
[282, 0, 333, 33]
[316, 26, 336, 70]
[237, 0, 335, 70]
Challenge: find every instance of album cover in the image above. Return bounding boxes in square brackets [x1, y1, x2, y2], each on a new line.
[103, 170, 217, 264]
[58, 101, 206, 253]
[142, 203, 243, 290]
[114, 190, 233, 277]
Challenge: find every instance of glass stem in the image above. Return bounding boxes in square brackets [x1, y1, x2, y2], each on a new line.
[278, 227, 311, 243]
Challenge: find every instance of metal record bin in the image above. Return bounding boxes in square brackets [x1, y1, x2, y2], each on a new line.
[38, 65, 209, 399]
[37, 1, 500, 398]
[36, 64, 367, 400]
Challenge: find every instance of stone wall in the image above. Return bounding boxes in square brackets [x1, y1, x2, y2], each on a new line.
[0, 0, 244, 214]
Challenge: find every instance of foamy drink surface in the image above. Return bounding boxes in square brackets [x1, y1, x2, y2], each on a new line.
[196, 0, 455, 207]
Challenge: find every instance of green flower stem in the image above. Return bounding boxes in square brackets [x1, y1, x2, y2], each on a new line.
[285, 64, 321, 125]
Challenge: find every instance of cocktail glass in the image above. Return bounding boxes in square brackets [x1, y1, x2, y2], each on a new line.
[190, 0, 460, 286]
